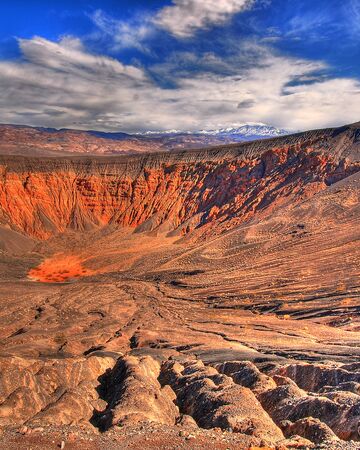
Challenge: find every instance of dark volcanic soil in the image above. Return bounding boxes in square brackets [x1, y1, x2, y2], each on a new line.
[1, 123, 360, 449]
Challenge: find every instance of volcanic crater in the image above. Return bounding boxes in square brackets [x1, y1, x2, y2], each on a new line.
[1, 123, 360, 448]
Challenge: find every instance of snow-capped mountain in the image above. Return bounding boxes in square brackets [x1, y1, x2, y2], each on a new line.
[197, 123, 288, 138]
[135, 129, 184, 136]
[135, 123, 289, 140]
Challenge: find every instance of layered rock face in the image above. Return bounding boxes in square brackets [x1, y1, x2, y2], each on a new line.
[1, 129, 359, 240]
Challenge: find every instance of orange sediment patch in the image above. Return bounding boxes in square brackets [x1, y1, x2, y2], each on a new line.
[28, 254, 98, 283]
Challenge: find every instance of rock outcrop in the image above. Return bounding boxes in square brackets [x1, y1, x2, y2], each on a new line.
[91, 355, 179, 430]
[257, 373, 360, 441]
[0, 355, 115, 427]
[160, 359, 284, 444]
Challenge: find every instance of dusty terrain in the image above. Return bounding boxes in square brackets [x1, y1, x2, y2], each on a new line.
[1, 123, 360, 448]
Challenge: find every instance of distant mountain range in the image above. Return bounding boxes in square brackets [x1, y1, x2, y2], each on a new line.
[136, 123, 288, 139]
[0, 123, 289, 157]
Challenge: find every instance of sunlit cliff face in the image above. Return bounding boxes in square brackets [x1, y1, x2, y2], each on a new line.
[0, 145, 357, 242]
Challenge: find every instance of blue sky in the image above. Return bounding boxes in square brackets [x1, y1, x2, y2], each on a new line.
[1, 0, 360, 132]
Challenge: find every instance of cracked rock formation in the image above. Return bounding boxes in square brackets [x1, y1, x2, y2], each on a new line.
[160, 358, 284, 442]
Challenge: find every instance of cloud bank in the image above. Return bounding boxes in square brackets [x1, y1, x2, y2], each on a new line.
[1, 36, 360, 132]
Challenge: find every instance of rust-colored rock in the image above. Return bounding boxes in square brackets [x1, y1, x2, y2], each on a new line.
[0, 123, 360, 241]
[281, 417, 339, 444]
[0, 355, 115, 427]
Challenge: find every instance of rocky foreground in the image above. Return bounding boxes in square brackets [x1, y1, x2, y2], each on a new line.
[1, 123, 360, 448]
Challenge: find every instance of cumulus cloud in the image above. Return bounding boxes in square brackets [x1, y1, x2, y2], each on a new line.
[154, 0, 254, 37]
[1, 36, 360, 132]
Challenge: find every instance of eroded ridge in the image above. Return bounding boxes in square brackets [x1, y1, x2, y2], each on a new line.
[1, 352, 360, 449]
[0, 355, 115, 428]
[159, 358, 284, 443]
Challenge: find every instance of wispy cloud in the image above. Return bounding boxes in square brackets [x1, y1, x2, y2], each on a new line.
[89, 0, 254, 51]
[346, 0, 360, 38]
[0, 36, 150, 130]
[90, 10, 154, 52]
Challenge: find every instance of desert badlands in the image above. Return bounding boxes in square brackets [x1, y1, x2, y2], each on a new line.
[0, 123, 360, 448]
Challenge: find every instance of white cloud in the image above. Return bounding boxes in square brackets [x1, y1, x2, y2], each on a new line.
[154, 0, 253, 37]
[1, 36, 360, 132]
[89, 1, 253, 49]
[0, 36, 151, 130]
[91, 10, 154, 52]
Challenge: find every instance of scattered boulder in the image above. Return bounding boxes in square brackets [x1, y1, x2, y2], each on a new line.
[280, 417, 339, 444]
[177, 414, 198, 429]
